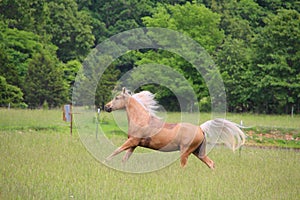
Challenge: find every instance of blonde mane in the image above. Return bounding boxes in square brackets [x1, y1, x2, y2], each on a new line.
[132, 91, 159, 117]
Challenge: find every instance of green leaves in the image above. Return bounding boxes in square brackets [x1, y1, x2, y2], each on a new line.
[45, 0, 95, 62]
[252, 9, 300, 113]
[25, 51, 68, 108]
[143, 2, 224, 53]
[0, 76, 23, 107]
[0, 0, 299, 113]
[135, 2, 225, 111]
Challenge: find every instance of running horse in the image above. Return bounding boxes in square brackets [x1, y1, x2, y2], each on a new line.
[104, 88, 246, 169]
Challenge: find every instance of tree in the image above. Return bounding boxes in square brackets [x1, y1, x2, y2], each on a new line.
[44, 0, 95, 62]
[95, 65, 120, 109]
[211, 0, 264, 41]
[0, 0, 95, 62]
[24, 50, 68, 108]
[80, 0, 153, 35]
[255, 0, 300, 13]
[216, 36, 254, 112]
[136, 2, 224, 111]
[72, 48, 121, 108]
[0, 76, 24, 107]
[0, 0, 36, 30]
[64, 59, 84, 99]
[143, 2, 224, 53]
[0, 44, 20, 87]
[0, 23, 58, 91]
[252, 9, 300, 113]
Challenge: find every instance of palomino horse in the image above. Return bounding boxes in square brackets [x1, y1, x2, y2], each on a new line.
[104, 88, 246, 169]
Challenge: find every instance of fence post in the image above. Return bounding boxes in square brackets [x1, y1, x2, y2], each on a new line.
[96, 108, 100, 139]
[63, 104, 72, 136]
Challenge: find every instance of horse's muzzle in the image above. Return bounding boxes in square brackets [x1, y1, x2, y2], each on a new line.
[104, 105, 112, 113]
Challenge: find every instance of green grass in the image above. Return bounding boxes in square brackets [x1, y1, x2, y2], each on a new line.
[1, 129, 299, 199]
[1, 109, 300, 199]
[0, 109, 66, 131]
[1, 108, 299, 130]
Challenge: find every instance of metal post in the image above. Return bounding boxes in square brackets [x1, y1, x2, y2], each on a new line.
[96, 108, 100, 139]
[70, 103, 73, 137]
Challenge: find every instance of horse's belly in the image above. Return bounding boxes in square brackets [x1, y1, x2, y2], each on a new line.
[157, 142, 180, 152]
[148, 136, 180, 152]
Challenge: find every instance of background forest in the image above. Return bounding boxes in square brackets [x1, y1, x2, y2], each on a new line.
[0, 0, 299, 114]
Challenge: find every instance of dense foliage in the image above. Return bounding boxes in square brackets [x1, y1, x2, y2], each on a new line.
[0, 0, 299, 113]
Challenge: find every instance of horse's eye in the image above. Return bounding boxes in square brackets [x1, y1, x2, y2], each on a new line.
[115, 97, 119, 100]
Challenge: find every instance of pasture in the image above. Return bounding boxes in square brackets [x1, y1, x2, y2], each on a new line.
[0, 109, 299, 199]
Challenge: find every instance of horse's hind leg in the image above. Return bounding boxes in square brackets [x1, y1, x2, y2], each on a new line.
[180, 144, 201, 168]
[180, 151, 190, 168]
[193, 138, 215, 169]
[197, 155, 215, 169]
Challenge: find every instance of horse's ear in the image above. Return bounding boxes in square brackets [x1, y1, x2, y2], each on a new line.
[122, 87, 126, 94]
[122, 87, 132, 95]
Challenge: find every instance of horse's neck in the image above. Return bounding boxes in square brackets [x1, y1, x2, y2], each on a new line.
[126, 97, 150, 126]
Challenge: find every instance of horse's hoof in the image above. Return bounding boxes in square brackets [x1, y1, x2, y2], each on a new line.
[210, 162, 215, 170]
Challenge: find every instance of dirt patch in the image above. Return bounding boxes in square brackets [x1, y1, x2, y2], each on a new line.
[245, 128, 300, 149]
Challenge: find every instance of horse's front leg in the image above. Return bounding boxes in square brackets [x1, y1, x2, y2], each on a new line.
[122, 147, 136, 163]
[106, 138, 139, 161]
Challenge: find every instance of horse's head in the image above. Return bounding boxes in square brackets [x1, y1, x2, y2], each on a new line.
[104, 87, 131, 112]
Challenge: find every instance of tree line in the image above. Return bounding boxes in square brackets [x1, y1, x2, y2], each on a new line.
[0, 0, 299, 114]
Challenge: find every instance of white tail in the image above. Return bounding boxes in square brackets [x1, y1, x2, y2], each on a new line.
[200, 119, 246, 151]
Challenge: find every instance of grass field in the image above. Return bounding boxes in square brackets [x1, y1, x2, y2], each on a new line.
[1, 109, 300, 199]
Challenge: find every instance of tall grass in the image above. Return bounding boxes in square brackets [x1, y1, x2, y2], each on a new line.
[1, 129, 299, 199]
[162, 111, 300, 129]
[0, 109, 65, 131]
[1, 108, 299, 130]
[225, 112, 300, 129]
